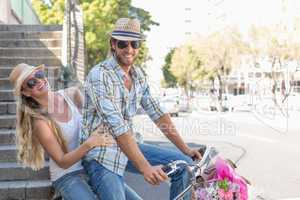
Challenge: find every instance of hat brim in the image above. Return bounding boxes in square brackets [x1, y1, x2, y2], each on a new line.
[110, 33, 145, 41]
[15, 64, 45, 96]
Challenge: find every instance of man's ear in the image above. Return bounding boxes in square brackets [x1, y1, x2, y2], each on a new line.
[111, 39, 116, 51]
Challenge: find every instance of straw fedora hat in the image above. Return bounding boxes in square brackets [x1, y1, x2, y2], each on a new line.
[110, 18, 145, 41]
[9, 63, 45, 96]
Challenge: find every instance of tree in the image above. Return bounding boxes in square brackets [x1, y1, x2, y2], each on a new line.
[198, 27, 245, 110]
[247, 24, 300, 115]
[31, 0, 64, 24]
[161, 48, 177, 88]
[170, 44, 207, 97]
[32, 0, 158, 72]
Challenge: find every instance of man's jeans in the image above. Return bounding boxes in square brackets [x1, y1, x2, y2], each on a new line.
[83, 143, 193, 200]
[127, 143, 193, 200]
[82, 160, 143, 200]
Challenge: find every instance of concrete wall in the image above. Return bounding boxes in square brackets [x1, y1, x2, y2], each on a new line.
[0, 0, 20, 24]
[0, 0, 40, 24]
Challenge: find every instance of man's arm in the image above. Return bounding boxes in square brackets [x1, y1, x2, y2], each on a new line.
[140, 79, 201, 160]
[116, 132, 167, 185]
[155, 114, 202, 159]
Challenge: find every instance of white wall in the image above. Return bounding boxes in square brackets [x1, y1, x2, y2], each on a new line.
[0, 0, 20, 24]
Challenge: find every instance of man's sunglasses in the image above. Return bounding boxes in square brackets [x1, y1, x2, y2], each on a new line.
[25, 70, 46, 89]
[116, 40, 141, 49]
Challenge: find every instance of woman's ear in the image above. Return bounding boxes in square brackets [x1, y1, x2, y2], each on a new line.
[21, 89, 31, 97]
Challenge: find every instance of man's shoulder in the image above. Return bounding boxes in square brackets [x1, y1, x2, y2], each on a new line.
[87, 59, 114, 80]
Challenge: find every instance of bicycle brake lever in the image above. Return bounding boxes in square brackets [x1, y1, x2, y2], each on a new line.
[161, 165, 176, 176]
[162, 160, 188, 176]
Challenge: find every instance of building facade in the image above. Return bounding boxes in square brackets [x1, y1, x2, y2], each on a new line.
[0, 0, 40, 24]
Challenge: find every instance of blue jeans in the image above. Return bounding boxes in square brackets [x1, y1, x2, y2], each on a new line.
[126, 143, 193, 200]
[52, 169, 97, 200]
[83, 143, 193, 200]
[82, 160, 143, 200]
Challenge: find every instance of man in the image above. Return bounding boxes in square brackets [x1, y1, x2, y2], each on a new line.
[80, 18, 202, 200]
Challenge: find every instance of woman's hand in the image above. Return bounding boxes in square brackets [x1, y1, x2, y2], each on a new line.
[85, 133, 115, 149]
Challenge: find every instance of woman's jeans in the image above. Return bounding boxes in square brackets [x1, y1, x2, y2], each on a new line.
[52, 169, 97, 200]
[83, 143, 193, 200]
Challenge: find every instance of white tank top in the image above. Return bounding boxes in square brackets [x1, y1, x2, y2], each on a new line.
[49, 90, 83, 182]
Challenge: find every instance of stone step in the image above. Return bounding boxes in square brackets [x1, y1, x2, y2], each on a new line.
[0, 129, 15, 145]
[0, 67, 13, 78]
[0, 180, 51, 200]
[0, 47, 61, 57]
[0, 115, 16, 129]
[0, 56, 62, 66]
[0, 145, 17, 162]
[0, 102, 16, 115]
[0, 78, 12, 90]
[0, 145, 50, 163]
[0, 76, 59, 90]
[0, 31, 62, 40]
[0, 162, 49, 181]
[0, 90, 14, 101]
[0, 66, 60, 78]
[0, 39, 62, 48]
[0, 24, 62, 32]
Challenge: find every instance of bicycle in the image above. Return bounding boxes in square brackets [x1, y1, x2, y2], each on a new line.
[162, 146, 254, 200]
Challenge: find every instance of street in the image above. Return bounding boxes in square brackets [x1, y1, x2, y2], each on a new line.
[129, 111, 300, 199]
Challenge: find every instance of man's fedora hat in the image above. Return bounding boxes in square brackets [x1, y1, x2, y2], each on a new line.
[110, 18, 144, 41]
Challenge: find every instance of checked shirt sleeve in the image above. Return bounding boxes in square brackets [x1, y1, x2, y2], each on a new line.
[140, 80, 166, 122]
[86, 70, 130, 138]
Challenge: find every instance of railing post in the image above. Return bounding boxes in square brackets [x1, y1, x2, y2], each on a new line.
[61, 0, 86, 88]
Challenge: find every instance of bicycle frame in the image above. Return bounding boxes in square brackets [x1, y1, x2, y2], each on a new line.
[163, 146, 219, 200]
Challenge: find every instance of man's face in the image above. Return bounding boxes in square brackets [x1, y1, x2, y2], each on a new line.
[112, 39, 140, 67]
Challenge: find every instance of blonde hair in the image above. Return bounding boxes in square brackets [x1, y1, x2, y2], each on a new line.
[16, 94, 68, 171]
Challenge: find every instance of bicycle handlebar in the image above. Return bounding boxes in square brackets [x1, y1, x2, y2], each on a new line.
[161, 147, 207, 176]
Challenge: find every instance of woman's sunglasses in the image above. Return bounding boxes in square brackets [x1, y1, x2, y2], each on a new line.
[25, 70, 46, 89]
[116, 40, 141, 49]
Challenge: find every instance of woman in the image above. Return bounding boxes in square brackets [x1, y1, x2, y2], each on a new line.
[9, 63, 113, 200]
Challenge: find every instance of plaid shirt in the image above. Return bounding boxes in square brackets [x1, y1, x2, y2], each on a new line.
[80, 56, 166, 176]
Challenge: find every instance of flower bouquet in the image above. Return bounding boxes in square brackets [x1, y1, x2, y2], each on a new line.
[196, 157, 248, 200]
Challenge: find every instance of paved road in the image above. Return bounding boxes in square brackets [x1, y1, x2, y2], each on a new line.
[128, 111, 300, 199]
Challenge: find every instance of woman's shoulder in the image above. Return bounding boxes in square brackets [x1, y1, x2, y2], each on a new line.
[32, 117, 51, 131]
[62, 87, 83, 111]
[63, 86, 81, 96]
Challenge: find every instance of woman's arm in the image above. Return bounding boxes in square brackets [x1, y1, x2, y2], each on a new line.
[33, 119, 113, 169]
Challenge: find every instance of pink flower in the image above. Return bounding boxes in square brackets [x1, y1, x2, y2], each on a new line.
[215, 157, 248, 200]
[218, 189, 233, 200]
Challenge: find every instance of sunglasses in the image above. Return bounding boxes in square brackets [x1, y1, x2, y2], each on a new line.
[116, 40, 141, 49]
[25, 70, 46, 89]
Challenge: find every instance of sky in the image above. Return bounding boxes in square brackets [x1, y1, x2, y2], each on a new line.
[42, 0, 300, 88]
[131, 0, 300, 87]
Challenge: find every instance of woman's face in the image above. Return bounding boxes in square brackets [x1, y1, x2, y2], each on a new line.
[21, 69, 49, 98]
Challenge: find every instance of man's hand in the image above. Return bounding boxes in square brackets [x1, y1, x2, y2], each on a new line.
[142, 165, 168, 185]
[185, 148, 202, 161]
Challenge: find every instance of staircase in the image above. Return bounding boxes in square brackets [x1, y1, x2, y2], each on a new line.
[0, 24, 63, 200]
